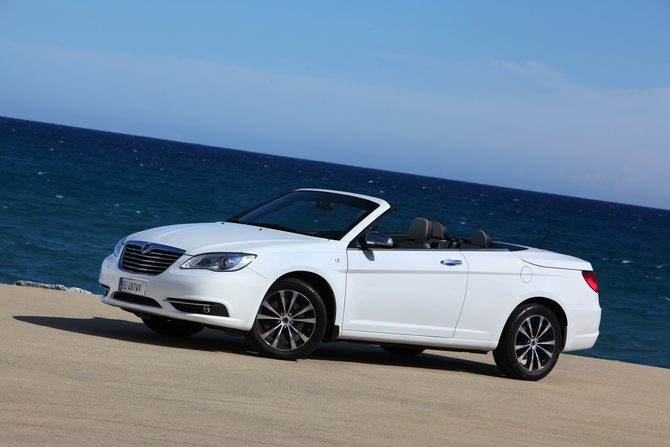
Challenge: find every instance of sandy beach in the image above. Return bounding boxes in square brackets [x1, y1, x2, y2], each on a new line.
[1, 282, 668, 446]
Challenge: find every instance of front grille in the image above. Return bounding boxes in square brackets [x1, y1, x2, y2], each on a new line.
[121, 241, 185, 275]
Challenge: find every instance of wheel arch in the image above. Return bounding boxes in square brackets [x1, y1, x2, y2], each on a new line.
[275, 271, 338, 342]
[519, 297, 568, 351]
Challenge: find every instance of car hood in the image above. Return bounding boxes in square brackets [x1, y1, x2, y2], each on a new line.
[126, 222, 329, 254]
[513, 248, 592, 271]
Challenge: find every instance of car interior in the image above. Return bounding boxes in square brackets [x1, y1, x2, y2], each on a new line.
[383, 216, 497, 250]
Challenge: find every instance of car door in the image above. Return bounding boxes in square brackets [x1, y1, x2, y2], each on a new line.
[343, 247, 468, 338]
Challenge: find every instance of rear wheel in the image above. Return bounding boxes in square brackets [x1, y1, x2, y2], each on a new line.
[493, 303, 561, 381]
[246, 278, 327, 360]
[380, 345, 425, 356]
[141, 316, 205, 337]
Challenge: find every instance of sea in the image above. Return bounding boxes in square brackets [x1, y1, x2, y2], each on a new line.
[2, 116, 668, 369]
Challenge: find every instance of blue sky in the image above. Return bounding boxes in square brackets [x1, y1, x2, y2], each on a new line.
[1, 1, 669, 209]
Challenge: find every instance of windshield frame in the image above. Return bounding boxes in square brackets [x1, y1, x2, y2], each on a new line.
[228, 190, 381, 240]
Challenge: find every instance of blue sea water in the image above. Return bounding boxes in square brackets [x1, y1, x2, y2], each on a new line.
[2, 116, 669, 369]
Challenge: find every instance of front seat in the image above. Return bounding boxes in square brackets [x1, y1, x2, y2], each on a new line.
[431, 221, 450, 248]
[400, 217, 433, 249]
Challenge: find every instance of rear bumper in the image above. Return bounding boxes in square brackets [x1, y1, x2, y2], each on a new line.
[563, 303, 601, 352]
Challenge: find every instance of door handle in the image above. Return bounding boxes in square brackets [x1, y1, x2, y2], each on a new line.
[441, 260, 462, 266]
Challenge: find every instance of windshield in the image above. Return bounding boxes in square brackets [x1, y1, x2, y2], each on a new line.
[228, 191, 379, 240]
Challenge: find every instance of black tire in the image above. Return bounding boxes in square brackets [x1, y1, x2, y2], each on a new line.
[493, 303, 562, 381]
[246, 278, 327, 360]
[380, 345, 425, 356]
[141, 316, 205, 337]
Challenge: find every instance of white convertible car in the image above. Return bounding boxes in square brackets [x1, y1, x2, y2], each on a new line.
[99, 189, 600, 380]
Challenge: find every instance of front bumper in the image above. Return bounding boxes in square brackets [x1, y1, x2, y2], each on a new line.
[99, 254, 273, 331]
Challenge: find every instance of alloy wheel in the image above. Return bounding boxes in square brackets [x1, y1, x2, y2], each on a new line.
[255, 289, 318, 351]
[515, 315, 556, 372]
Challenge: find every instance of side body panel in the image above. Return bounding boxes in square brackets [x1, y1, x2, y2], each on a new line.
[453, 250, 531, 342]
[342, 248, 468, 338]
[455, 250, 600, 351]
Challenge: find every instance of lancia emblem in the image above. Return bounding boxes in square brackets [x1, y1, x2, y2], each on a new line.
[141, 243, 153, 254]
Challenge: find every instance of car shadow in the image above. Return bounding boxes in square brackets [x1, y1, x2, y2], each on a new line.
[14, 315, 502, 378]
[13, 315, 251, 354]
[311, 342, 502, 378]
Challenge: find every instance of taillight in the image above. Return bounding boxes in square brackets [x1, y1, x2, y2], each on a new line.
[582, 271, 597, 292]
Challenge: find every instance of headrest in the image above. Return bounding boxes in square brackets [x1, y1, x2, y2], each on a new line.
[408, 217, 433, 242]
[471, 230, 492, 247]
[432, 222, 448, 240]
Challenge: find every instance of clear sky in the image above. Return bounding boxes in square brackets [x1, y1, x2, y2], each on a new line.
[1, 1, 668, 209]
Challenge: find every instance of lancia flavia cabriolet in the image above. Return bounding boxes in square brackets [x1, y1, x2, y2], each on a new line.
[99, 189, 600, 380]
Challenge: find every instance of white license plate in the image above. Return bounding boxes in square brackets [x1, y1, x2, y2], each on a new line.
[119, 278, 147, 296]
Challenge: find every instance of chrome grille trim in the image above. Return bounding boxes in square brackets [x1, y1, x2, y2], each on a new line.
[120, 241, 186, 275]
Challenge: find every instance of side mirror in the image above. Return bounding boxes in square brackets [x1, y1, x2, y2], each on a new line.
[364, 231, 393, 249]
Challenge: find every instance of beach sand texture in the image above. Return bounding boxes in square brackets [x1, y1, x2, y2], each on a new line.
[1, 283, 668, 446]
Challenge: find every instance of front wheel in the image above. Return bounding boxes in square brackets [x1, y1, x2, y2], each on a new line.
[246, 278, 327, 360]
[141, 316, 205, 337]
[493, 304, 562, 381]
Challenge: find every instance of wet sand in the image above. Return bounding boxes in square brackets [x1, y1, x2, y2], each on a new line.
[1, 283, 668, 446]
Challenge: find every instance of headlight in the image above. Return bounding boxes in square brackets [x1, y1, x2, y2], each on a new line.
[113, 237, 127, 257]
[181, 253, 256, 272]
